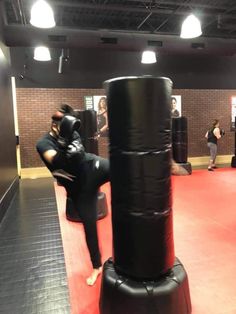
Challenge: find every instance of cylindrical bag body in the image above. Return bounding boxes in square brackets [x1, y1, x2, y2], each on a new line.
[172, 117, 188, 163]
[78, 109, 98, 154]
[83, 137, 98, 154]
[105, 76, 175, 280]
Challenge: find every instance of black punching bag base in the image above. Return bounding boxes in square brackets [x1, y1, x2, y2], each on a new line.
[231, 156, 236, 168]
[97, 191, 109, 220]
[66, 192, 108, 222]
[100, 258, 191, 314]
[176, 162, 192, 175]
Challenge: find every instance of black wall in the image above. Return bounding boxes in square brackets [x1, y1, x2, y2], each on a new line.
[0, 18, 18, 222]
[10, 46, 236, 89]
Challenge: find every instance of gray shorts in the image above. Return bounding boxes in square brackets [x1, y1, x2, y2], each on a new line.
[207, 142, 217, 161]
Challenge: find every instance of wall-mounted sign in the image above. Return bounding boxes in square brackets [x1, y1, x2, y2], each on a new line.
[84, 96, 94, 110]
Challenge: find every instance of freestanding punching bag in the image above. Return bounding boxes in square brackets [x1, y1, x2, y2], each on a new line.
[172, 117, 192, 174]
[231, 117, 236, 167]
[99, 76, 191, 314]
[65, 109, 108, 222]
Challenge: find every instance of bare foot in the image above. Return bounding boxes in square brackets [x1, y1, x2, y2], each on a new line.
[86, 267, 102, 286]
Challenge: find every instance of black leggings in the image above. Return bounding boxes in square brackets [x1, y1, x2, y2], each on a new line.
[64, 155, 110, 268]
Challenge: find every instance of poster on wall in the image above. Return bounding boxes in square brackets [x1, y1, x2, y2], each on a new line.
[171, 95, 182, 118]
[84, 95, 108, 137]
[84, 96, 93, 110]
[231, 96, 236, 130]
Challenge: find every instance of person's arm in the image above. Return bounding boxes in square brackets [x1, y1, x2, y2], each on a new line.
[37, 139, 68, 169]
[36, 137, 63, 166]
[205, 131, 208, 138]
[43, 149, 57, 164]
[39, 146, 76, 183]
[58, 116, 85, 163]
[213, 127, 221, 139]
[37, 116, 84, 171]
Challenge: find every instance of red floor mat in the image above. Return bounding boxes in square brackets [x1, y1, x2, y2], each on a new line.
[55, 168, 236, 314]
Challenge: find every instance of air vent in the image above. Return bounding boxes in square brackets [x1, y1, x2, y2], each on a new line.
[100, 37, 118, 44]
[147, 40, 163, 47]
[48, 35, 67, 42]
[191, 42, 205, 49]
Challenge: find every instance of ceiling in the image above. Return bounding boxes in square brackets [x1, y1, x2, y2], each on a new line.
[2, 0, 236, 55]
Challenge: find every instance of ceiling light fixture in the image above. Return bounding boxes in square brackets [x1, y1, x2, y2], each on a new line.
[180, 14, 202, 39]
[34, 46, 51, 61]
[141, 50, 157, 64]
[30, 0, 55, 28]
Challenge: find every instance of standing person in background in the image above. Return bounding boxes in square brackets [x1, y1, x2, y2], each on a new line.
[36, 105, 110, 286]
[205, 119, 224, 171]
[97, 97, 109, 137]
[171, 97, 180, 118]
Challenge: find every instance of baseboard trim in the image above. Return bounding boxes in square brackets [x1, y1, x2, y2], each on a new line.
[188, 155, 232, 166]
[21, 167, 52, 179]
[21, 155, 233, 179]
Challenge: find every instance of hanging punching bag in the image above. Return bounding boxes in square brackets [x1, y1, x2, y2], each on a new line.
[100, 76, 191, 314]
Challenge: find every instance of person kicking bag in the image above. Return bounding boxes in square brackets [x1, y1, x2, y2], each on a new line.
[36, 111, 110, 286]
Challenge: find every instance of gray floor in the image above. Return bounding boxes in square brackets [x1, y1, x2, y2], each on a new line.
[0, 178, 70, 314]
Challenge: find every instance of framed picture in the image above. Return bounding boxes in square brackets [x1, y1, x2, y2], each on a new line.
[171, 95, 182, 118]
[231, 96, 236, 130]
[84, 95, 108, 137]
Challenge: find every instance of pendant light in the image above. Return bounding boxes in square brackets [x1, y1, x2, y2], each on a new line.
[30, 0, 55, 28]
[180, 14, 202, 39]
[141, 50, 157, 64]
[34, 46, 51, 61]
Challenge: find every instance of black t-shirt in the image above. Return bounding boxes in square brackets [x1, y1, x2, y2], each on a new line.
[207, 128, 217, 144]
[36, 132, 94, 176]
[36, 133, 61, 172]
[171, 109, 180, 118]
